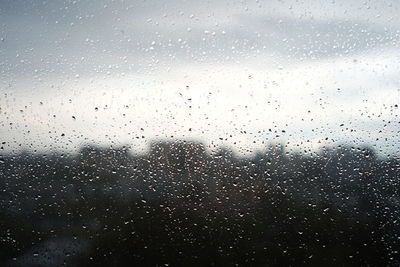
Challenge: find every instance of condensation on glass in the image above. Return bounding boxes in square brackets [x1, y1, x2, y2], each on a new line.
[0, 0, 399, 266]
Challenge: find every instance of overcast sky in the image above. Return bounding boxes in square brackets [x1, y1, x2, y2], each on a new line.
[0, 0, 399, 156]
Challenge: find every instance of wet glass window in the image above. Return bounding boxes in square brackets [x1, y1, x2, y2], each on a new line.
[0, 0, 399, 266]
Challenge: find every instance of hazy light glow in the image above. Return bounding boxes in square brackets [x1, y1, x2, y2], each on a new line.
[0, 0, 399, 156]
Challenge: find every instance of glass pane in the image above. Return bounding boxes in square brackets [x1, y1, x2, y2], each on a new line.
[1, 0, 399, 265]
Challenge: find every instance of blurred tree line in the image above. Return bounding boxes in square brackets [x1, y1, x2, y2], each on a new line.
[0, 140, 399, 266]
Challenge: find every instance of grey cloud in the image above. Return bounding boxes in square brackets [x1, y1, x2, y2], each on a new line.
[1, 0, 400, 81]
[233, 15, 400, 60]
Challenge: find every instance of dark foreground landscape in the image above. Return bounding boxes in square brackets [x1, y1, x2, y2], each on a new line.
[1, 140, 399, 266]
